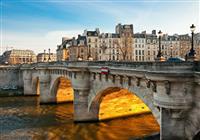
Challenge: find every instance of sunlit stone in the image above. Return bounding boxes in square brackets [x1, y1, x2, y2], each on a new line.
[56, 77, 74, 103]
[99, 89, 151, 120]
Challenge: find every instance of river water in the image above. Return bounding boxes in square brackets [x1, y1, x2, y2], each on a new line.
[0, 96, 159, 140]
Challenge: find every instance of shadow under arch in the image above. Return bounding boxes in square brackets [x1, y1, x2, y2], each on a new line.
[193, 130, 200, 140]
[50, 76, 74, 103]
[89, 86, 160, 125]
[32, 76, 40, 95]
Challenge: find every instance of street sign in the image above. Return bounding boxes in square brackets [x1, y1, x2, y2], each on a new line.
[101, 67, 109, 74]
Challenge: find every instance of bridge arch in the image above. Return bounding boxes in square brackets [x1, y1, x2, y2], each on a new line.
[32, 76, 40, 95]
[89, 85, 160, 124]
[50, 76, 74, 103]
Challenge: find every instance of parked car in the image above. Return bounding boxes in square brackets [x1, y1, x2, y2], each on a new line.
[167, 57, 185, 62]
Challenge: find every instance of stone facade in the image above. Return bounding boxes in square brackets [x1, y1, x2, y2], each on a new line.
[37, 53, 57, 62]
[56, 37, 71, 61]
[1, 49, 36, 64]
[61, 24, 200, 62]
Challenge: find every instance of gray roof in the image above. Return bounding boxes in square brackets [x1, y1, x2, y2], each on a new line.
[134, 33, 146, 38]
[87, 31, 98, 36]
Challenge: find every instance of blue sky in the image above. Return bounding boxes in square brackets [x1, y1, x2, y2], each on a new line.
[0, 0, 199, 54]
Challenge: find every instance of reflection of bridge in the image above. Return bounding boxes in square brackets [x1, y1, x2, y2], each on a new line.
[0, 61, 200, 140]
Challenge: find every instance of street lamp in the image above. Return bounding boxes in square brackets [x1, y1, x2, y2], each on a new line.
[157, 30, 163, 58]
[88, 45, 93, 61]
[155, 30, 165, 62]
[48, 48, 51, 62]
[170, 45, 173, 58]
[189, 24, 196, 57]
[43, 49, 46, 62]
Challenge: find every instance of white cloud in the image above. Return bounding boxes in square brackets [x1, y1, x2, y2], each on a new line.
[1, 29, 83, 55]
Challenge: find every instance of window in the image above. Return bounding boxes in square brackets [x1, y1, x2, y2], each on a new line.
[142, 50, 144, 55]
[135, 50, 138, 55]
[162, 45, 164, 49]
[113, 56, 115, 60]
[139, 50, 141, 55]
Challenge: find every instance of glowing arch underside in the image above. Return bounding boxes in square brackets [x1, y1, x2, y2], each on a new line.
[56, 77, 74, 103]
[99, 89, 151, 120]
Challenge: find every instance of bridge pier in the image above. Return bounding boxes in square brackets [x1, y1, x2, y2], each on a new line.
[71, 70, 98, 122]
[160, 108, 187, 140]
[23, 70, 33, 95]
[39, 69, 54, 104]
[152, 78, 193, 140]
[73, 88, 98, 122]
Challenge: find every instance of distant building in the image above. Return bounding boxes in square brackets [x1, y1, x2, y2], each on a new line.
[145, 32, 158, 61]
[1, 49, 36, 64]
[83, 28, 100, 60]
[194, 33, 200, 60]
[37, 53, 57, 62]
[56, 37, 71, 61]
[58, 24, 200, 62]
[133, 33, 146, 61]
[179, 34, 191, 59]
[115, 23, 134, 61]
[99, 33, 121, 61]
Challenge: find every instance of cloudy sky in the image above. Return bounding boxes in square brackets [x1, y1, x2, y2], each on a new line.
[0, 0, 199, 54]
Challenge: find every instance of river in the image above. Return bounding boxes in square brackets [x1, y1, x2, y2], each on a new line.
[0, 96, 159, 140]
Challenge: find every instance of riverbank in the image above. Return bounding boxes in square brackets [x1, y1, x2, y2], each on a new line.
[0, 89, 23, 97]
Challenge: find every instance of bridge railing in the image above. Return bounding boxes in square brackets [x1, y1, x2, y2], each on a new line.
[4, 60, 199, 72]
[88, 61, 195, 72]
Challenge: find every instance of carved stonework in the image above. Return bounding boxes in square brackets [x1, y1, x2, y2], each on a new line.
[151, 81, 157, 92]
[128, 77, 131, 86]
[164, 80, 171, 95]
[120, 75, 123, 85]
[183, 82, 193, 96]
[112, 75, 115, 83]
[136, 77, 140, 87]
[169, 109, 187, 119]
[146, 79, 151, 88]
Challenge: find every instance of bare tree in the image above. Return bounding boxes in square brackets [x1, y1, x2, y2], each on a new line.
[114, 35, 133, 61]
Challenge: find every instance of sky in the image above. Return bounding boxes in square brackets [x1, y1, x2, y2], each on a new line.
[0, 0, 199, 54]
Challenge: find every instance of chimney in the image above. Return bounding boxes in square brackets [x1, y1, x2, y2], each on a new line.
[152, 30, 156, 35]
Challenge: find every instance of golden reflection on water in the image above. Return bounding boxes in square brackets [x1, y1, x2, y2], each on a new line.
[0, 96, 159, 140]
[56, 77, 74, 103]
[99, 89, 151, 120]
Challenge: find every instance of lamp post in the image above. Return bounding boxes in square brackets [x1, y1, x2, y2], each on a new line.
[157, 30, 163, 58]
[88, 45, 93, 61]
[155, 30, 165, 62]
[48, 48, 51, 62]
[117, 51, 119, 61]
[43, 49, 46, 62]
[189, 24, 196, 57]
[170, 45, 173, 58]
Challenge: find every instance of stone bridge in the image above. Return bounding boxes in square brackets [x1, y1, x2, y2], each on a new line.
[0, 61, 200, 140]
